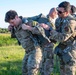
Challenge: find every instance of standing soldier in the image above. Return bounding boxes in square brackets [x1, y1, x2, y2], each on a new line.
[22, 21, 54, 75]
[22, 8, 58, 74]
[5, 10, 43, 75]
[39, 8, 57, 75]
[48, 1, 76, 75]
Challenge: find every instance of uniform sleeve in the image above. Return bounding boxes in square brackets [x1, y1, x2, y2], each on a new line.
[30, 24, 45, 35]
[27, 20, 46, 35]
[50, 20, 76, 42]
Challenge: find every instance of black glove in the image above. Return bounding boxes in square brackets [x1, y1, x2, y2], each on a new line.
[49, 26, 53, 31]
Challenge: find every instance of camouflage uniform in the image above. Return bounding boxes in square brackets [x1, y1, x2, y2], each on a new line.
[40, 15, 55, 75]
[27, 14, 55, 75]
[50, 15, 76, 75]
[14, 18, 43, 75]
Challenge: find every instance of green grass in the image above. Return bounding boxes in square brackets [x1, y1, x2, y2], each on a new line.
[0, 46, 25, 75]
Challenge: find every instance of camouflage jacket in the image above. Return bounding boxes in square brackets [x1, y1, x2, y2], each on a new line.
[50, 15, 76, 48]
[26, 14, 54, 44]
[14, 20, 35, 52]
[22, 15, 55, 46]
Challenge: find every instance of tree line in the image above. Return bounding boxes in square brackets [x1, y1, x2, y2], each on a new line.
[0, 28, 9, 33]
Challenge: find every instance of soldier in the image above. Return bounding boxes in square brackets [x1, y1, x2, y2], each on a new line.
[47, 7, 58, 29]
[22, 21, 54, 75]
[37, 8, 57, 75]
[5, 10, 43, 75]
[22, 9, 57, 74]
[48, 1, 76, 75]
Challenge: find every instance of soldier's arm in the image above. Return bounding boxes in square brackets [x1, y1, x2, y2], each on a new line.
[8, 25, 16, 38]
[49, 20, 76, 42]
[22, 23, 42, 35]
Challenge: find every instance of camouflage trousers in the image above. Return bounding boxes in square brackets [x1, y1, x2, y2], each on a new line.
[22, 46, 42, 75]
[41, 42, 54, 75]
[60, 49, 76, 75]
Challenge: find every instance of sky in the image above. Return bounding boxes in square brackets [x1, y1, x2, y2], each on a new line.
[0, 0, 76, 28]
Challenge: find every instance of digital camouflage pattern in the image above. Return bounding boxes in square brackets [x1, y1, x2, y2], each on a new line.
[10, 14, 55, 75]
[26, 14, 55, 75]
[29, 24, 54, 75]
[14, 20, 43, 75]
[50, 15, 76, 75]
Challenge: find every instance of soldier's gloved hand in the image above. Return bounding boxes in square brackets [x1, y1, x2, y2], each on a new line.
[49, 26, 53, 31]
[8, 25, 16, 38]
[8, 25, 13, 31]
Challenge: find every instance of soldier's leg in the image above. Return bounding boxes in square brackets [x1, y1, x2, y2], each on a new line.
[65, 64, 76, 75]
[22, 54, 28, 75]
[60, 49, 76, 75]
[43, 43, 54, 75]
[27, 46, 42, 75]
[60, 62, 76, 75]
[60, 64, 65, 75]
[65, 49, 76, 75]
[40, 48, 45, 75]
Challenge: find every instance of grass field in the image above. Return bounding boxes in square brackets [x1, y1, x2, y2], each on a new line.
[0, 46, 25, 75]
